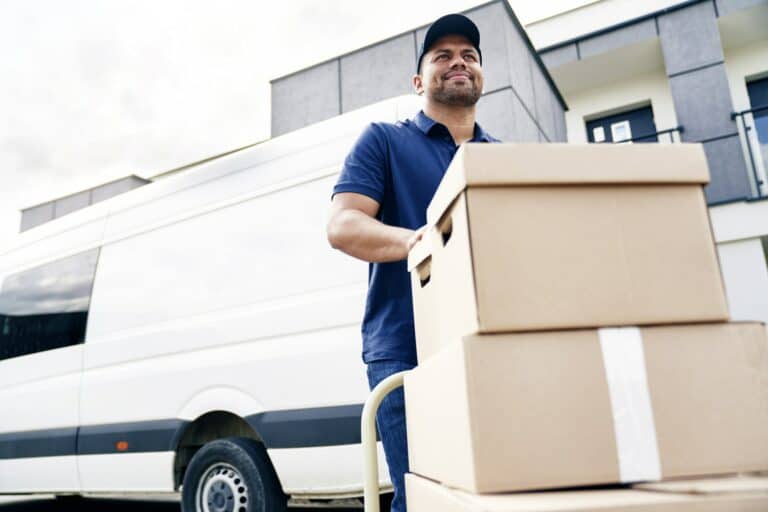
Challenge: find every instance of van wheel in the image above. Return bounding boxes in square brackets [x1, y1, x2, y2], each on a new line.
[181, 437, 287, 512]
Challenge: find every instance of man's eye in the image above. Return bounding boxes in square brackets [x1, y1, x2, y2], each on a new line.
[436, 54, 449, 60]
[464, 54, 477, 61]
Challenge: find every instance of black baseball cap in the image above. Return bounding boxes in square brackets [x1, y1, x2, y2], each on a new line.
[417, 13, 482, 73]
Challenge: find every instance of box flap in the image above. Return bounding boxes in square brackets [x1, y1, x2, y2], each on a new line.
[407, 231, 434, 272]
[635, 475, 768, 495]
[426, 143, 709, 225]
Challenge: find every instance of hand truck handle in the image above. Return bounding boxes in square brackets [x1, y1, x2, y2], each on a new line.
[361, 370, 408, 512]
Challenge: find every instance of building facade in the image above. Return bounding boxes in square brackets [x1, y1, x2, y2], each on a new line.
[533, 0, 768, 322]
[270, 0, 568, 144]
[18, 0, 768, 324]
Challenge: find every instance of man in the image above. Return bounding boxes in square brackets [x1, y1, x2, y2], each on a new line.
[326, 13, 499, 512]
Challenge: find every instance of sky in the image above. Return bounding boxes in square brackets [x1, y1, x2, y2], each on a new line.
[0, 0, 590, 252]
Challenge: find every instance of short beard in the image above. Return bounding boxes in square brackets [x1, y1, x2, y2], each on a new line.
[429, 82, 481, 107]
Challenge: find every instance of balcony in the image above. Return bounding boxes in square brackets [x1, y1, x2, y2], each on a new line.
[612, 126, 684, 144]
[733, 105, 768, 200]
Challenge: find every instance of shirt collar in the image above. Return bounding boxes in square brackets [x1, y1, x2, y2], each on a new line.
[412, 110, 493, 143]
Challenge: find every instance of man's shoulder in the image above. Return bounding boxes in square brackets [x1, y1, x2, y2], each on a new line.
[362, 119, 417, 139]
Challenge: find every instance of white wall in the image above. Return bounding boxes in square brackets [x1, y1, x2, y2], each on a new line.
[562, 69, 678, 143]
[724, 40, 768, 115]
[717, 238, 768, 323]
[525, 0, 682, 48]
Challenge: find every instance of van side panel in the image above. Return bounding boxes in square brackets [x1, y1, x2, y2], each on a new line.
[0, 347, 82, 492]
[0, 216, 106, 494]
[81, 175, 371, 493]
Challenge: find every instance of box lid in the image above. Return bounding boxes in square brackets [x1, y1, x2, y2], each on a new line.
[407, 473, 768, 512]
[634, 475, 768, 495]
[426, 143, 710, 225]
[405, 474, 768, 512]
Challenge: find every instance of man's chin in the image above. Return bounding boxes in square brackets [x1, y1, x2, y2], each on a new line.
[431, 88, 481, 107]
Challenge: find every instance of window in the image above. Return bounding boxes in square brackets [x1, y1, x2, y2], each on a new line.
[747, 77, 768, 174]
[586, 105, 658, 143]
[0, 249, 99, 361]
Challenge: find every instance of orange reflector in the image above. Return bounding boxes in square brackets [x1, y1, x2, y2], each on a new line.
[116, 441, 129, 451]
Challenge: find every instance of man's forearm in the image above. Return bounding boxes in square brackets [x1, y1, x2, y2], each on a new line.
[328, 209, 414, 263]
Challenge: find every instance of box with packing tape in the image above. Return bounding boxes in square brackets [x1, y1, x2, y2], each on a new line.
[404, 322, 768, 494]
[406, 473, 768, 512]
[408, 143, 729, 363]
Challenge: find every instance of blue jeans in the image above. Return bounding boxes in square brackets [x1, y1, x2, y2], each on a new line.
[366, 359, 416, 512]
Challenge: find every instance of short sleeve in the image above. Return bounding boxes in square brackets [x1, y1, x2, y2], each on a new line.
[333, 123, 388, 203]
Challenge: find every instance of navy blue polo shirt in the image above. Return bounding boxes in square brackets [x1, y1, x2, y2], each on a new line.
[333, 110, 499, 365]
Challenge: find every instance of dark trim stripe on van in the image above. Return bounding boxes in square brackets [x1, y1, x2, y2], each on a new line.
[0, 404, 366, 459]
[246, 403, 365, 449]
[78, 419, 188, 455]
[0, 427, 78, 459]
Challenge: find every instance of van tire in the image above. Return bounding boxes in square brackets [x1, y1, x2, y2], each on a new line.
[181, 437, 287, 512]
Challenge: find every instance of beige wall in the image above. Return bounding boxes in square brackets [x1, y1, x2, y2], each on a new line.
[562, 69, 678, 143]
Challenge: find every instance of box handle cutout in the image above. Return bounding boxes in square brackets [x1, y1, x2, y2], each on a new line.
[417, 256, 432, 288]
[438, 215, 453, 246]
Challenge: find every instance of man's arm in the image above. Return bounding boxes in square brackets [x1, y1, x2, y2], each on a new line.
[327, 192, 425, 263]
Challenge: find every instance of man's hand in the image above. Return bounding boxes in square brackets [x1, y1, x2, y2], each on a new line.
[327, 192, 425, 263]
[407, 225, 428, 252]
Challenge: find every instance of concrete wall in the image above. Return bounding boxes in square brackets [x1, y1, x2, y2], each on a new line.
[539, 0, 766, 206]
[658, 1, 751, 204]
[271, 0, 567, 143]
[20, 175, 149, 232]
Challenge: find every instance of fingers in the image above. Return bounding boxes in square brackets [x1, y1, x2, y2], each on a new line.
[407, 225, 429, 251]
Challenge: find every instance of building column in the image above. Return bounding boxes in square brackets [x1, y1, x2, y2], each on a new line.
[658, 1, 751, 204]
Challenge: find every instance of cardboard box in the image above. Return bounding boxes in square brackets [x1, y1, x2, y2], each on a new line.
[406, 473, 768, 512]
[405, 322, 768, 493]
[408, 143, 729, 362]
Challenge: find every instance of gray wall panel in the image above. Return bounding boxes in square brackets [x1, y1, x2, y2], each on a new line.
[553, 92, 568, 142]
[91, 176, 149, 203]
[20, 203, 54, 232]
[460, 2, 513, 94]
[340, 34, 415, 113]
[667, 64, 739, 141]
[658, 2, 724, 75]
[504, 20, 537, 113]
[702, 135, 753, 203]
[271, 60, 340, 137]
[55, 191, 91, 217]
[579, 19, 657, 59]
[659, 2, 751, 205]
[539, 43, 578, 70]
[475, 88, 541, 142]
[531, 59, 556, 142]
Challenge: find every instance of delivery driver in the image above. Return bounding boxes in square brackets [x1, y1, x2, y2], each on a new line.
[326, 13, 499, 512]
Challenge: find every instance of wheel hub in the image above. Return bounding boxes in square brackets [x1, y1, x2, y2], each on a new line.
[197, 463, 249, 512]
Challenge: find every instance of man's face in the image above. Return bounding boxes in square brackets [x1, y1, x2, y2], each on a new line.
[414, 34, 484, 107]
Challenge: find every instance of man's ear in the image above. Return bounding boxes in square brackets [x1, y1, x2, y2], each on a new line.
[413, 74, 424, 95]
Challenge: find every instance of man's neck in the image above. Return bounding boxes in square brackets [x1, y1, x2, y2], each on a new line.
[423, 102, 476, 146]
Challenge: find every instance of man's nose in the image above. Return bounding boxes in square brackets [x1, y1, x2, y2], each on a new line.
[449, 56, 467, 69]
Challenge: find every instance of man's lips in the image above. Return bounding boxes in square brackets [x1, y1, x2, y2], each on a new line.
[443, 72, 472, 82]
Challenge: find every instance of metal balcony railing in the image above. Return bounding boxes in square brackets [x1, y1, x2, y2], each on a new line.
[732, 105, 768, 199]
[613, 126, 685, 144]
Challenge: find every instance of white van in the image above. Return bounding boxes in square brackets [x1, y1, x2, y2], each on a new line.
[0, 95, 423, 511]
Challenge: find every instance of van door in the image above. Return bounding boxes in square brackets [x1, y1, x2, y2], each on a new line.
[0, 248, 99, 493]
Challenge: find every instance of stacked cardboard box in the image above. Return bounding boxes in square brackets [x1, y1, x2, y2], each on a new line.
[406, 473, 768, 511]
[405, 143, 768, 510]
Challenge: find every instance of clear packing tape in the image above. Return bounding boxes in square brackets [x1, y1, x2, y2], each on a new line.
[598, 326, 662, 483]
